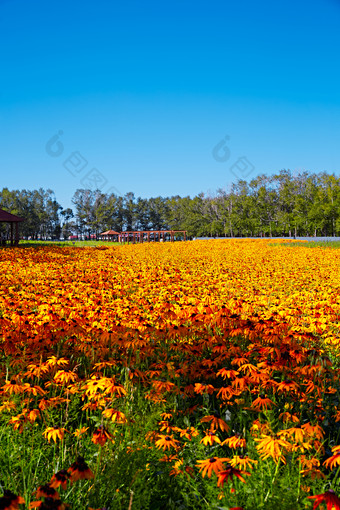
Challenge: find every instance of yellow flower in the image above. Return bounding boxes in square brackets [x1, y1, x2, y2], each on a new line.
[43, 426, 66, 443]
[221, 435, 246, 448]
[230, 455, 258, 470]
[200, 414, 230, 432]
[254, 434, 290, 464]
[200, 431, 222, 446]
[196, 457, 230, 478]
[323, 450, 340, 470]
[74, 426, 89, 437]
[155, 435, 180, 450]
[102, 409, 127, 423]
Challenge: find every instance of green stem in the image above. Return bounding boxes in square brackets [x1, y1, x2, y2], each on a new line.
[264, 457, 281, 502]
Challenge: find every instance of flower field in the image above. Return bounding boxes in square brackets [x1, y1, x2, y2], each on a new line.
[1, 240, 340, 509]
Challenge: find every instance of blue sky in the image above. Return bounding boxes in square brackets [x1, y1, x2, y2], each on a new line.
[1, 0, 340, 209]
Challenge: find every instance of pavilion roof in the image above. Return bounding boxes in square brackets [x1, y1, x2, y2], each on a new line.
[0, 208, 25, 222]
[100, 230, 120, 235]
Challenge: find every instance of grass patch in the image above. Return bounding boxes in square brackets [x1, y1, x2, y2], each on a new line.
[270, 240, 340, 249]
[14, 240, 119, 248]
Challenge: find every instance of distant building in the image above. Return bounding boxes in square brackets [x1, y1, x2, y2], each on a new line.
[0, 208, 25, 246]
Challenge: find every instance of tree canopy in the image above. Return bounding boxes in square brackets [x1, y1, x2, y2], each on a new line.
[1, 170, 340, 239]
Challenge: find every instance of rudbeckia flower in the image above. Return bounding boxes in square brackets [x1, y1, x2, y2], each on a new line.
[324, 451, 340, 470]
[102, 409, 127, 424]
[196, 457, 230, 478]
[160, 412, 173, 420]
[251, 394, 276, 411]
[221, 435, 246, 449]
[1, 380, 25, 395]
[67, 457, 94, 482]
[29, 497, 67, 509]
[254, 434, 290, 464]
[300, 468, 325, 480]
[0, 490, 25, 509]
[276, 379, 299, 394]
[42, 427, 66, 443]
[200, 414, 230, 432]
[177, 427, 199, 440]
[169, 459, 194, 478]
[50, 470, 70, 490]
[217, 464, 250, 487]
[301, 422, 324, 440]
[229, 455, 257, 470]
[35, 484, 59, 500]
[200, 431, 222, 446]
[308, 489, 340, 509]
[73, 427, 89, 438]
[91, 427, 113, 446]
[155, 435, 180, 450]
[277, 426, 305, 444]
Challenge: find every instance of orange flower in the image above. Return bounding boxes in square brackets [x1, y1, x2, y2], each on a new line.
[200, 414, 230, 432]
[299, 455, 320, 469]
[276, 379, 299, 394]
[217, 464, 250, 486]
[254, 434, 290, 464]
[102, 409, 127, 424]
[300, 468, 325, 480]
[0, 490, 25, 509]
[1, 380, 25, 395]
[278, 411, 300, 424]
[82, 377, 107, 396]
[196, 457, 229, 478]
[194, 383, 215, 395]
[229, 455, 257, 470]
[0, 401, 16, 412]
[160, 412, 173, 420]
[42, 427, 66, 443]
[200, 431, 222, 446]
[216, 368, 239, 380]
[301, 422, 324, 440]
[73, 427, 89, 438]
[169, 459, 194, 479]
[308, 489, 340, 509]
[50, 470, 70, 490]
[155, 434, 180, 450]
[324, 451, 340, 470]
[67, 457, 94, 482]
[158, 420, 172, 434]
[53, 370, 78, 385]
[251, 394, 276, 411]
[91, 426, 113, 446]
[158, 454, 178, 463]
[29, 499, 67, 509]
[221, 435, 246, 449]
[35, 484, 59, 500]
[177, 427, 199, 440]
[277, 426, 306, 444]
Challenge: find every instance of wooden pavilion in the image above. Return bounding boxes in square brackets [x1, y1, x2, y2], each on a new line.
[119, 230, 186, 243]
[0, 208, 25, 246]
[99, 230, 120, 241]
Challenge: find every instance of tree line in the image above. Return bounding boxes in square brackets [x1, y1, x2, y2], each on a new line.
[1, 170, 340, 239]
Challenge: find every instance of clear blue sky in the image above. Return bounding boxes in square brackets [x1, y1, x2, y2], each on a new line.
[1, 0, 340, 209]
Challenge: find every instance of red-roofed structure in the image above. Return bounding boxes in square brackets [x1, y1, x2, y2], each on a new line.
[99, 230, 120, 240]
[119, 230, 186, 243]
[0, 208, 25, 246]
[100, 229, 187, 243]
